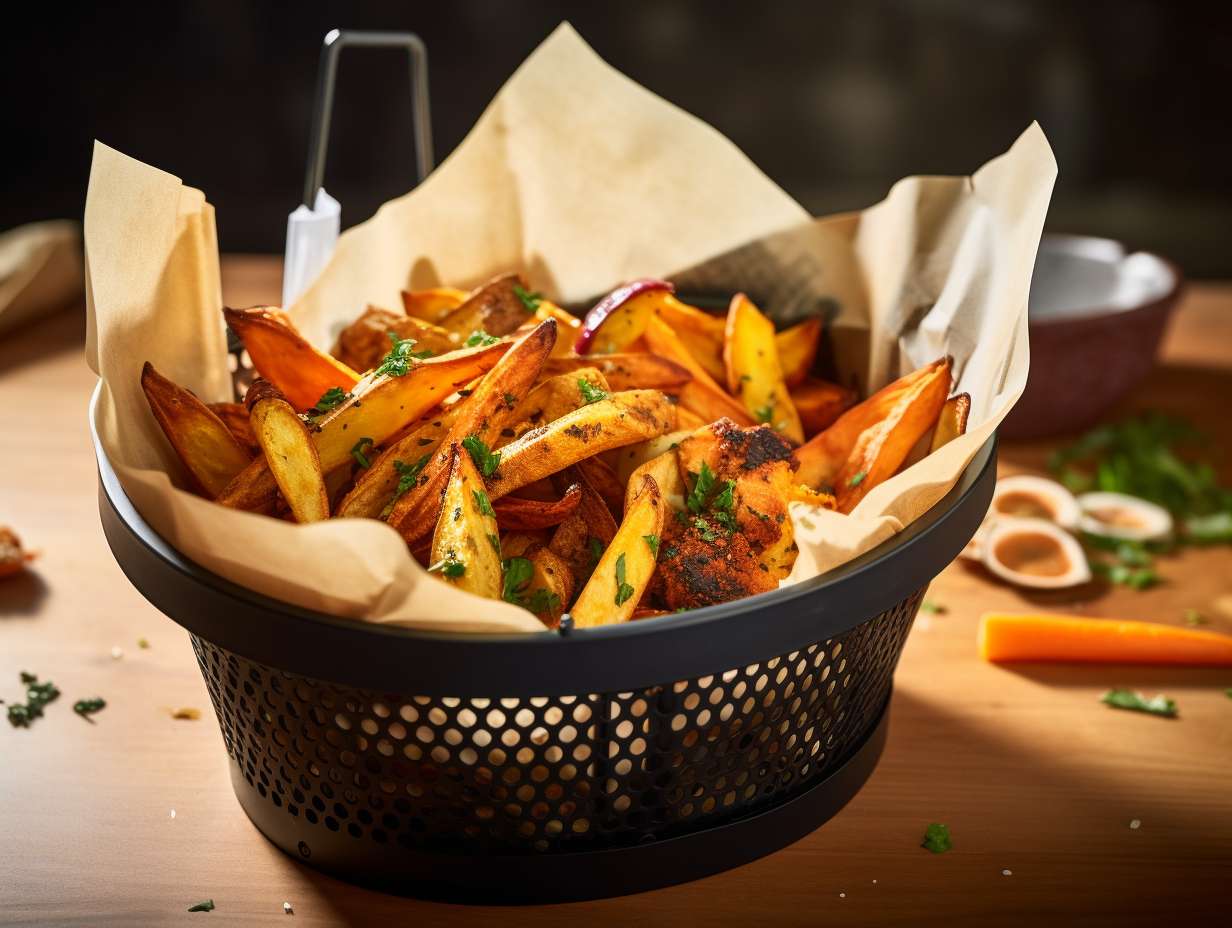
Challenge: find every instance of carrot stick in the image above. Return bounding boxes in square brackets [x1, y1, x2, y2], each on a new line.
[978, 612, 1232, 666]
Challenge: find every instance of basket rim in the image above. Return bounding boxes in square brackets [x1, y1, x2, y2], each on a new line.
[92, 381, 996, 694]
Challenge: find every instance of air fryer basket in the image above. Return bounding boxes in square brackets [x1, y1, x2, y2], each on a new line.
[94, 379, 995, 901]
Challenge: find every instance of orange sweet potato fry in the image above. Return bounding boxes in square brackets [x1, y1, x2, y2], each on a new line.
[494, 484, 583, 530]
[644, 315, 753, 426]
[790, 377, 856, 437]
[401, 286, 468, 323]
[775, 318, 823, 388]
[541, 353, 691, 392]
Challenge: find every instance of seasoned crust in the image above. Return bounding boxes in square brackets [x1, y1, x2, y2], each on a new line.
[657, 515, 776, 610]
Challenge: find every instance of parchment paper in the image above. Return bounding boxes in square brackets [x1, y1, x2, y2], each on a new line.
[85, 23, 1056, 633]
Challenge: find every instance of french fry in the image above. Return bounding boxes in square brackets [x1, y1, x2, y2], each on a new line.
[501, 368, 610, 443]
[548, 471, 619, 582]
[207, 402, 258, 451]
[332, 305, 458, 372]
[570, 475, 666, 628]
[224, 307, 359, 411]
[401, 286, 467, 323]
[790, 377, 856, 437]
[141, 362, 252, 498]
[724, 293, 804, 444]
[517, 301, 583, 358]
[775, 318, 823, 388]
[541, 353, 691, 392]
[494, 484, 583, 530]
[515, 545, 575, 627]
[833, 358, 952, 513]
[574, 456, 626, 519]
[624, 449, 685, 514]
[388, 319, 558, 544]
[930, 392, 971, 453]
[245, 378, 330, 523]
[428, 444, 503, 599]
[436, 273, 533, 337]
[216, 340, 510, 512]
[486, 390, 677, 501]
[644, 315, 753, 426]
[655, 294, 726, 341]
[609, 430, 691, 487]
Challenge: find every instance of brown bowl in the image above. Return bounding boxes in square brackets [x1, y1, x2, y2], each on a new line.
[1001, 234, 1183, 440]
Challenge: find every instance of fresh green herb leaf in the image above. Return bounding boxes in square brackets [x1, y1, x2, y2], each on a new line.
[614, 553, 635, 607]
[73, 697, 106, 722]
[643, 534, 660, 556]
[692, 517, 719, 543]
[848, 471, 868, 488]
[1101, 688, 1177, 718]
[578, 379, 609, 405]
[919, 601, 947, 615]
[588, 536, 604, 566]
[461, 435, 501, 477]
[513, 284, 542, 313]
[428, 557, 466, 579]
[502, 392, 519, 410]
[712, 510, 738, 532]
[487, 533, 502, 555]
[921, 823, 952, 854]
[393, 455, 431, 496]
[465, 330, 500, 348]
[687, 462, 718, 514]
[711, 479, 736, 512]
[309, 386, 350, 417]
[502, 557, 535, 604]
[663, 546, 678, 559]
[351, 437, 375, 469]
[524, 588, 562, 616]
[187, 900, 215, 913]
[753, 404, 775, 424]
[473, 488, 495, 518]
[1183, 608, 1207, 627]
[374, 332, 428, 378]
[6, 672, 60, 728]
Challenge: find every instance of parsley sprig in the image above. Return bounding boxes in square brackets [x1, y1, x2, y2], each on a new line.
[462, 435, 501, 476]
[465, 330, 500, 348]
[501, 557, 561, 615]
[73, 697, 106, 723]
[351, 437, 375, 469]
[921, 823, 952, 854]
[374, 332, 432, 378]
[578, 379, 609, 405]
[308, 386, 350, 418]
[614, 553, 635, 606]
[428, 556, 466, 579]
[513, 284, 542, 313]
[1101, 688, 1177, 718]
[6, 672, 60, 728]
[686, 462, 738, 537]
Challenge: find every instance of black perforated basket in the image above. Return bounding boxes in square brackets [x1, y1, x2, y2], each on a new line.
[92, 380, 995, 902]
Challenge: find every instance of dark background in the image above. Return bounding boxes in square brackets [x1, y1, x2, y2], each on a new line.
[7, 1, 1232, 275]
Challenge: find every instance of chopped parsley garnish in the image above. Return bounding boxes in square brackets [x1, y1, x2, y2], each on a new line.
[588, 536, 605, 566]
[351, 437, 375, 469]
[687, 462, 719, 514]
[309, 386, 350, 417]
[524, 588, 562, 616]
[692, 517, 719, 543]
[643, 534, 660, 556]
[187, 900, 215, 913]
[848, 471, 868, 488]
[711, 479, 736, 513]
[465, 330, 500, 348]
[487, 533, 502, 555]
[513, 283, 542, 313]
[921, 823, 952, 854]
[686, 464, 736, 536]
[502, 392, 519, 410]
[614, 553, 635, 606]
[578, 379, 609, 405]
[753, 403, 775, 424]
[461, 435, 501, 476]
[374, 332, 431, 377]
[73, 697, 106, 722]
[6, 672, 60, 728]
[920, 601, 947, 615]
[393, 455, 430, 496]
[502, 557, 535, 604]
[473, 488, 495, 517]
[428, 557, 466, 579]
[1101, 688, 1177, 718]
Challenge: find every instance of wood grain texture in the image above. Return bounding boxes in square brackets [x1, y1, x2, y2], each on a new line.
[0, 261, 1229, 926]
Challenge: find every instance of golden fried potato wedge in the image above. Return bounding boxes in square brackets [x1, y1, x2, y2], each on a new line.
[500, 368, 610, 444]
[436, 273, 533, 337]
[401, 287, 467, 323]
[833, 358, 952, 513]
[574, 456, 626, 520]
[428, 444, 503, 599]
[141, 362, 252, 498]
[775, 317, 823, 388]
[624, 449, 686, 514]
[644, 315, 753, 426]
[930, 392, 971, 453]
[494, 484, 583, 531]
[207, 402, 258, 451]
[790, 377, 856, 437]
[608, 430, 691, 488]
[656, 294, 726, 341]
[245, 379, 330, 523]
[216, 339, 510, 512]
[332, 305, 458, 372]
[571, 474, 666, 628]
[674, 328, 726, 383]
[486, 390, 677, 501]
[724, 293, 804, 444]
[515, 301, 583, 358]
[224, 307, 359, 411]
[502, 544, 575, 627]
[548, 471, 619, 583]
[541, 353, 691, 392]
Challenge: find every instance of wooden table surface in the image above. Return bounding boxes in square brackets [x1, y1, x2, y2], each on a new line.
[1, 256, 1229, 926]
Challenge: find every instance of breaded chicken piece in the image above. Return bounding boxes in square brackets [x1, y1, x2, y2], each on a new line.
[656, 513, 776, 610]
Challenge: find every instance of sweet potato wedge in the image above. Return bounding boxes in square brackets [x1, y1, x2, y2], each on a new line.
[548, 470, 619, 583]
[724, 293, 804, 444]
[494, 484, 583, 530]
[401, 287, 467, 323]
[245, 378, 330, 523]
[141, 362, 252, 498]
[332, 305, 458, 372]
[216, 340, 510, 512]
[790, 377, 857, 437]
[833, 358, 953, 513]
[224, 307, 359, 412]
[775, 318, 823, 388]
[571, 474, 666, 628]
[436, 273, 532, 337]
[644, 315, 753, 426]
[486, 389, 677, 501]
[541, 353, 691, 392]
[930, 392, 971, 453]
[428, 444, 503, 599]
[574, 456, 626, 520]
[208, 402, 258, 451]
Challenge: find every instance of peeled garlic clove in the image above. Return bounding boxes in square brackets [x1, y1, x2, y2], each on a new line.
[982, 518, 1092, 589]
[1077, 492, 1173, 542]
[989, 475, 1081, 531]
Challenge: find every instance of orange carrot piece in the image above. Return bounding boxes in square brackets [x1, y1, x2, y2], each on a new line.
[978, 612, 1232, 666]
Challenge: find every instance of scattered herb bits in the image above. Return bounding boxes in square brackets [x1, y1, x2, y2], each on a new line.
[919, 601, 947, 615]
[6, 672, 60, 728]
[614, 553, 635, 606]
[513, 284, 542, 313]
[643, 534, 660, 557]
[461, 435, 501, 477]
[577, 378, 608, 405]
[848, 471, 868, 488]
[73, 697, 106, 722]
[464, 330, 500, 348]
[374, 333, 431, 377]
[921, 822, 952, 854]
[350, 437, 375, 469]
[1101, 688, 1178, 718]
[187, 899, 215, 913]
[428, 557, 466, 579]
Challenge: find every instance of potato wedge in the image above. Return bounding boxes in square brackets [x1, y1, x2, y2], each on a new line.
[500, 368, 610, 444]
[673, 327, 726, 383]
[428, 444, 503, 599]
[548, 471, 619, 583]
[775, 317, 823, 388]
[494, 484, 582, 530]
[141, 362, 252, 498]
[208, 401, 258, 451]
[930, 392, 971, 453]
[486, 389, 677, 501]
[608, 430, 691, 488]
[541, 353, 691, 392]
[790, 377, 856, 437]
[833, 358, 953, 513]
[516, 301, 583, 358]
[655, 294, 726, 341]
[224, 307, 359, 411]
[401, 286, 467, 323]
[502, 543, 575, 627]
[436, 273, 532, 337]
[570, 474, 666, 628]
[332, 305, 458, 372]
[724, 293, 804, 444]
[574, 456, 626, 520]
[245, 379, 330, 523]
[624, 449, 686, 514]
[216, 339, 510, 511]
[644, 315, 753, 426]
